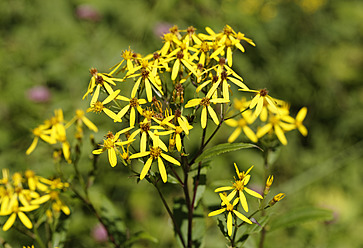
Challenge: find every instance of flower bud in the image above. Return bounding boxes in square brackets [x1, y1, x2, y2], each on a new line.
[264, 175, 273, 196]
[269, 193, 285, 206]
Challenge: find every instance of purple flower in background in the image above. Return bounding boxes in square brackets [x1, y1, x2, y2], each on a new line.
[153, 22, 173, 37]
[26, 85, 51, 103]
[76, 4, 101, 22]
[92, 223, 108, 242]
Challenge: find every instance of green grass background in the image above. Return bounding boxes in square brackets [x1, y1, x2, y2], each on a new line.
[1, 0, 363, 247]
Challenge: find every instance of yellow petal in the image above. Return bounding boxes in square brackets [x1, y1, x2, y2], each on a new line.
[160, 153, 180, 166]
[103, 108, 121, 122]
[228, 127, 241, 143]
[171, 59, 180, 81]
[131, 77, 142, 98]
[239, 192, 248, 212]
[129, 151, 150, 159]
[215, 186, 234, 192]
[244, 187, 263, 199]
[3, 213, 16, 231]
[256, 123, 273, 138]
[18, 212, 33, 229]
[91, 85, 101, 106]
[207, 106, 219, 125]
[201, 107, 207, 129]
[140, 158, 153, 180]
[242, 126, 258, 143]
[296, 107, 307, 122]
[298, 124, 308, 136]
[254, 98, 264, 117]
[233, 210, 252, 224]
[130, 107, 136, 127]
[208, 208, 225, 217]
[227, 47, 233, 67]
[274, 124, 287, 145]
[145, 78, 153, 102]
[26, 137, 39, 155]
[108, 148, 117, 167]
[158, 157, 167, 183]
[82, 116, 98, 132]
[102, 90, 120, 105]
[227, 212, 233, 236]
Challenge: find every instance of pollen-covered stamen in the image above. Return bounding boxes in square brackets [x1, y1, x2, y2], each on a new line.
[153, 52, 160, 60]
[122, 50, 134, 60]
[223, 25, 233, 36]
[187, 26, 196, 35]
[200, 97, 211, 107]
[170, 25, 179, 34]
[141, 60, 149, 68]
[219, 57, 226, 66]
[143, 110, 154, 120]
[200, 42, 209, 52]
[90, 68, 98, 77]
[153, 113, 164, 121]
[212, 75, 219, 83]
[50, 191, 59, 200]
[226, 203, 234, 212]
[105, 131, 114, 140]
[96, 75, 104, 86]
[163, 33, 175, 42]
[141, 68, 150, 79]
[175, 126, 183, 134]
[233, 180, 245, 191]
[259, 88, 268, 97]
[225, 38, 232, 47]
[175, 109, 182, 118]
[140, 122, 151, 133]
[176, 51, 184, 60]
[221, 71, 228, 81]
[150, 147, 162, 159]
[129, 98, 139, 108]
[89, 101, 104, 113]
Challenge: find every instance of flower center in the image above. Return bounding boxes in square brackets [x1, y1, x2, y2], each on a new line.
[129, 98, 139, 108]
[259, 88, 268, 97]
[233, 180, 244, 191]
[176, 51, 184, 60]
[200, 97, 210, 107]
[150, 147, 162, 159]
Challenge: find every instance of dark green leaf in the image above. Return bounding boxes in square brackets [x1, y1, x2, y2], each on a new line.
[270, 206, 334, 231]
[195, 143, 261, 164]
[193, 167, 207, 208]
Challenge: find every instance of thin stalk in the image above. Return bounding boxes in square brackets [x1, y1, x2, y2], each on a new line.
[259, 148, 270, 248]
[155, 183, 186, 248]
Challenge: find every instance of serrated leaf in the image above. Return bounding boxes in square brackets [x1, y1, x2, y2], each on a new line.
[195, 143, 261, 164]
[270, 206, 334, 231]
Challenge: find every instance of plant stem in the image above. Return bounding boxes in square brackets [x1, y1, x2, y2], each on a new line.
[155, 183, 186, 248]
[259, 148, 270, 248]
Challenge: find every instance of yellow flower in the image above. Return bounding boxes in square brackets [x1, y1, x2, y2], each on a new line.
[269, 193, 286, 206]
[87, 90, 122, 122]
[215, 164, 263, 212]
[65, 109, 98, 132]
[109, 48, 138, 75]
[116, 95, 147, 127]
[240, 88, 279, 118]
[256, 114, 296, 145]
[26, 125, 56, 155]
[160, 32, 181, 56]
[208, 193, 252, 236]
[225, 111, 257, 143]
[126, 59, 164, 102]
[129, 134, 180, 183]
[295, 107, 308, 136]
[129, 120, 166, 153]
[185, 97, 229, 129]
[92, 128, 134, 167]
[0, 200, 39, 231]
[83, 68, 120, 103]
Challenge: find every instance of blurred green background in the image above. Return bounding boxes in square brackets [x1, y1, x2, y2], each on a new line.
[1, 0, 363, 247]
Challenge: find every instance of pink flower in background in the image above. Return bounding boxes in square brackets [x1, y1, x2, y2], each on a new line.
[92, 223, 108, 242]
[153, 22, 173, 37]
[26, 85, 51, 103]
[76, 4, 101, 22]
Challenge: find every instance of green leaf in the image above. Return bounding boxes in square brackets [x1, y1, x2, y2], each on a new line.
[194, 142, 261, 164]
[193, 167, 207, 208]
[173, 198, 206, 248]
[123, 231, 158, 246]
[270, 206, 334, 231]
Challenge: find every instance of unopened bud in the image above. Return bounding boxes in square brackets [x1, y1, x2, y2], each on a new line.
[264, 175, 274, 195]
[269, 193, 285, 206]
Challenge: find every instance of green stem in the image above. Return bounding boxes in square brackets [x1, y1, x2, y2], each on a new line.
[154, 183, 186, 248]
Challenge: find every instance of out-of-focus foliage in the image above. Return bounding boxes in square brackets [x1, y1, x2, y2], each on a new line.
[1, 0, 362, 247]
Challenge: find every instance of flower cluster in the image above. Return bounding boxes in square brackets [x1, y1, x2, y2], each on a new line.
[0, 169, 70, 231]
[80, 25, 306, 183]
[26, 109, 98, 162]
[208, 164, 263, 236]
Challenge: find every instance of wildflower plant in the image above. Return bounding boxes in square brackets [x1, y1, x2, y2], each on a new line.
[3, 25, 311, 247]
